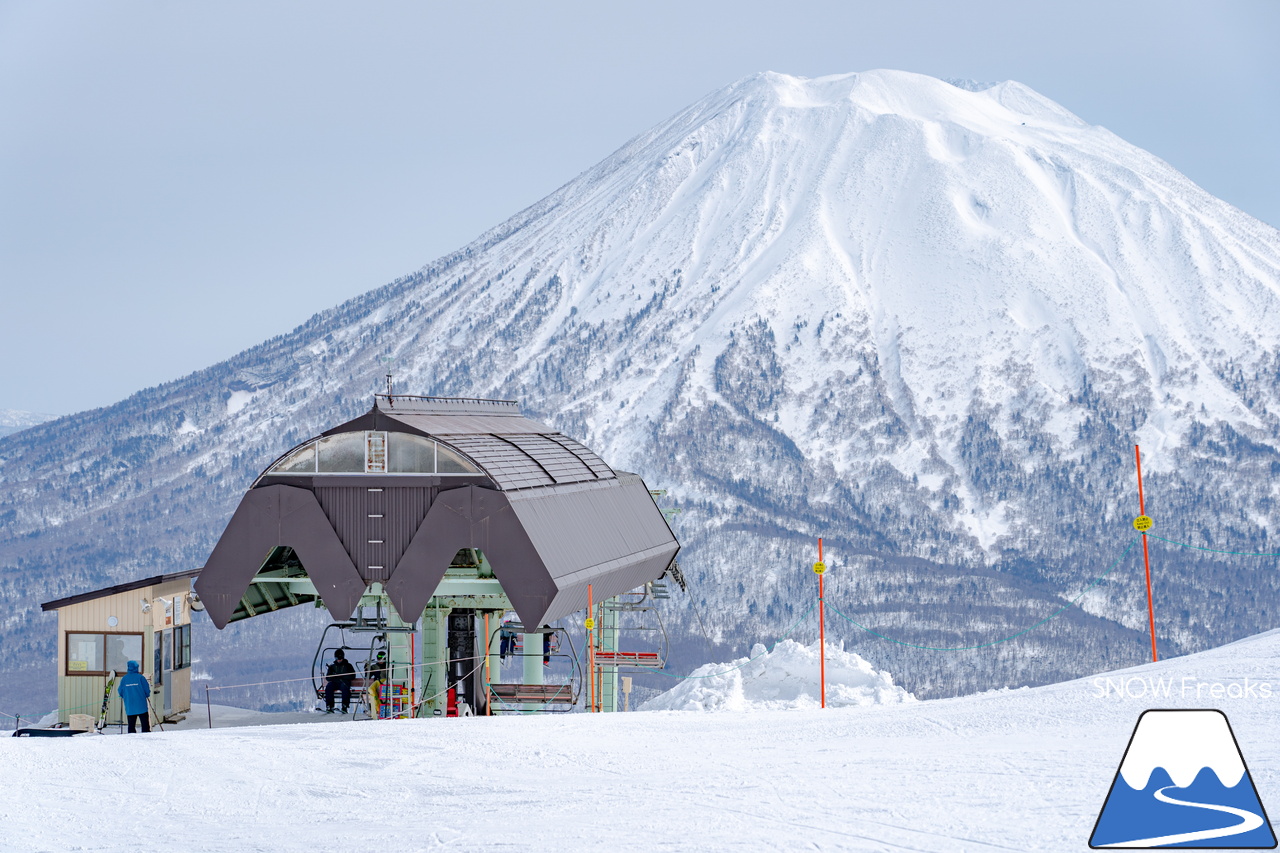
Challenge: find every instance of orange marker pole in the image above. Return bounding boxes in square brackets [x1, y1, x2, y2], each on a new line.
[587, 583, 594, 713]
[484, 612, 492, 716]
[1135, 445, 1158, 663]
[818, 537, 826, 709]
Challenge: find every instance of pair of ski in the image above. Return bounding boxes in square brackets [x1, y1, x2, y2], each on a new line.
[95, 670, 116, 732]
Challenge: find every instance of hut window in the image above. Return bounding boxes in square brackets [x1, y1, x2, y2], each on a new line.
[106, 634, 143, 675]
[66, 633, 103, 674]
[174, 624, 192, 669]
[66, 632, 143, 676]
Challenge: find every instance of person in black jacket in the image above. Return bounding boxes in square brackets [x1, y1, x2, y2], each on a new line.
[324, 649, 356, 714]
[366, 650, 389, 686]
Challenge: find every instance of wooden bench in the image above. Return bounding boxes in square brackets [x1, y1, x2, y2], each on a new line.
[317, 677, 368, 706]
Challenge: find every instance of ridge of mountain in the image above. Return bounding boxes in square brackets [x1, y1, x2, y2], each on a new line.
[2, 70, 1279, 714]
[0, 409, 58, 438]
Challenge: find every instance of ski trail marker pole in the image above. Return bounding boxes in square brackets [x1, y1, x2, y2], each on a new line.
[1134, 445, 1158, 662]
[814, 537, 827, 709]
[585, 583, 595, 713]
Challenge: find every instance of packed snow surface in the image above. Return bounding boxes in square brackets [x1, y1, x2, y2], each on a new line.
[6, 628, 1279, 851]
[640, 638, 915, 711]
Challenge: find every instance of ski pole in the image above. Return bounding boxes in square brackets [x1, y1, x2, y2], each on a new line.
[146, 697, 165, 732]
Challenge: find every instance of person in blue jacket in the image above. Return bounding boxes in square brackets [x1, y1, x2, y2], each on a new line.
[117, 660, 152, 733]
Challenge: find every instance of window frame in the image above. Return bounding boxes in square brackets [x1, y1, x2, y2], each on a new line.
[64, 631, 145, 677]
[173, 624, 192, 670]
[264, 431, 481, 477]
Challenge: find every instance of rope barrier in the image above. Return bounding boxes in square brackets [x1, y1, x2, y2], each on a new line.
[408, 656, 488, 717]
[826, 536, 1141, 651]
[1, 699, 103, 727]
[602, 601, 819, 680]
[201, 653, 483, 695]
[1145, 533, 1280, 558]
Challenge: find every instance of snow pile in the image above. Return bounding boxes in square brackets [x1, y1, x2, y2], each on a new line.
[640, 639, 916, 712]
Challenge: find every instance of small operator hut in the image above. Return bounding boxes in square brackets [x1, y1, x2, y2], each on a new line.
[41, 570, 197, 727]
[195, 395, 681, 716]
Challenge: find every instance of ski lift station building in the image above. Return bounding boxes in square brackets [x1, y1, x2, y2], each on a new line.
[193, 395, 681, 716]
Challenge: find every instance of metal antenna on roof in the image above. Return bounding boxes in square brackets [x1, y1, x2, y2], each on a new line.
[383, 358, 394, 400]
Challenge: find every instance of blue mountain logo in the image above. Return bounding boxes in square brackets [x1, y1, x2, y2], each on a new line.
[1091, 709, 1276, 848]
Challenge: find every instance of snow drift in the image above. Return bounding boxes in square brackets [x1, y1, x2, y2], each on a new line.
[640, 639, 916, 712]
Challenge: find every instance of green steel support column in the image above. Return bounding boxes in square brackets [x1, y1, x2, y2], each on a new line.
[384, 590, 411, 719]
[484, 613, 501, 713]
[600, 598, 619, 713]
[419, 605, 450, 716]
[522, 631, 542, 713]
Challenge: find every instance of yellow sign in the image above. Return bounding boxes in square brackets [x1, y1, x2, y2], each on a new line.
[68, 660, 87, 671]
[1133, 515, 1154, 532]
[813, 561, 827, 575]
[584, 618, 595, 631]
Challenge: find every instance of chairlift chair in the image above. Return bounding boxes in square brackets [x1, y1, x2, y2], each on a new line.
[593, 585, 671, 669]
[486, 623, 583, 712]
[311, 622, 382, 711]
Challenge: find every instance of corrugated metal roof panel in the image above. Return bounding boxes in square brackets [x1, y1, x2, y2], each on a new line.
[382, 478, 679, 629]
[505, 473, 679, 624]
[435, 433, 615, 490]
[547, 434, 614, 478]
[438, 435, 556, 489]
[503, 434, 597, 484]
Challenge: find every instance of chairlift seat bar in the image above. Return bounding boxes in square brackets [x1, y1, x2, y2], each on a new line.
[489, 684, 576, 704]
[500, 623, 558, 633]
[592, 651, 663, 668]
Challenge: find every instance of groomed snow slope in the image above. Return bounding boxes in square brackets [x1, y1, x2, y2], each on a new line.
[5, 630, 1278, 852]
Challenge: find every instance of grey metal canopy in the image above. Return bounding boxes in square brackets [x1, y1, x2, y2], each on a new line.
[194, 396, 679, 630]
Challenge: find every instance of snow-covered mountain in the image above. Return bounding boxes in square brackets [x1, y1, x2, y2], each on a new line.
[0, 409, 57, 438]
[3, 70, 1280, 715]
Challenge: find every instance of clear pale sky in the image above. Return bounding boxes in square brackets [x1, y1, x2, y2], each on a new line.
[2, 1, 1277, 416]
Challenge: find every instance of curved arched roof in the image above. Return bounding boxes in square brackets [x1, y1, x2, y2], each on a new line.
[195, 396, 679, 631]
[320, 396, 616, 490]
